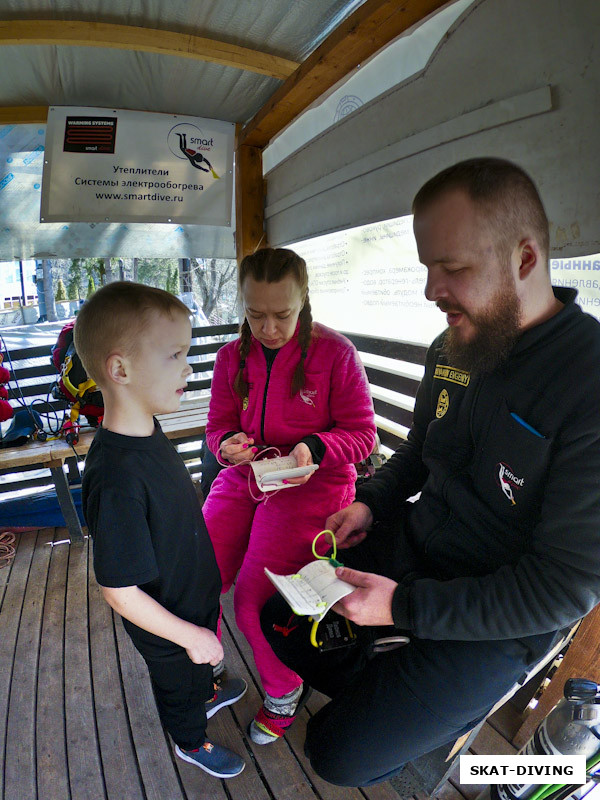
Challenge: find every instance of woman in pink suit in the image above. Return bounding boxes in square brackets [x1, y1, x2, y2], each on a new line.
[202, 247, 376, 744]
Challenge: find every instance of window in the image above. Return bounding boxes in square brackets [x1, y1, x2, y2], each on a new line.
[291, 215, 444, 345]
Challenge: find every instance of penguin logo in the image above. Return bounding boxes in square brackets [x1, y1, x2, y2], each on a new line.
[436, 389, 449, 418]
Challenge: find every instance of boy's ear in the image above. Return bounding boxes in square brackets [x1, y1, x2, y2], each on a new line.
[105, 352, 130, 385]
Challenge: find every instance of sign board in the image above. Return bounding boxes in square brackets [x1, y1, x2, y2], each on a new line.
[550, 256, 600, 317]
[41, 107, 234, 226]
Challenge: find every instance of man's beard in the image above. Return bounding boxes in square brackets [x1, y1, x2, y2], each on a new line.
[441, 284, 521, 374]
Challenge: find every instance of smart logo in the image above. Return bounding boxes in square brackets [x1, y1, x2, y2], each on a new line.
[496, 463, 524, 506]
[167, 123, 220, 178]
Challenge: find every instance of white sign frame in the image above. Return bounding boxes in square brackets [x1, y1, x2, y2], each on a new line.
[40, 107, 234, 226]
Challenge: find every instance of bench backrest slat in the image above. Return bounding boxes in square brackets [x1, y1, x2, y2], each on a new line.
[341, 331, 428, 366]
[1, 322, 429, 499]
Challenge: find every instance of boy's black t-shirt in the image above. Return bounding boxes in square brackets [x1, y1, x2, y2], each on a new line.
[82, 421, 222, 660]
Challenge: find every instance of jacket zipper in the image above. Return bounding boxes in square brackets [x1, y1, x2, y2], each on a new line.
[468, 373, 484, 444]
[260, 354, 275, 442]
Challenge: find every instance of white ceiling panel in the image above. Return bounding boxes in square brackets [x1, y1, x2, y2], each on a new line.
[0, 0, 366, 258]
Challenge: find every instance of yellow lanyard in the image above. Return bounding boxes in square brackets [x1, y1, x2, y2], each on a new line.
[309, 530, 343, 647]
[311, 529, 343, 566]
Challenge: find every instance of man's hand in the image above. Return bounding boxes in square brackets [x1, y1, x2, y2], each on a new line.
[333, 567, 397, 626]
[220, 431, 256, 464]
[185, 626, 224, 666]
[326, 501, 373, 548]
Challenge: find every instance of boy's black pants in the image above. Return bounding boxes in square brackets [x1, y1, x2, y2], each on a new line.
[139, 648, 213, 751]
[261, 523, 558, 787]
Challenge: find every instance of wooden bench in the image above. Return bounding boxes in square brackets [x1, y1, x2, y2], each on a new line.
[341, 331, 427, 454]
[0, 327, 424, 540]
[0, 398, 210, 544]
[1, 323, 238, 537]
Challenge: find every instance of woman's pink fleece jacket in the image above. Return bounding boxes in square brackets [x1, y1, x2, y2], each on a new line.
[206, 322, 376, 470]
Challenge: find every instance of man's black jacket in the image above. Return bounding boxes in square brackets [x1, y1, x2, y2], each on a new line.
[356, 288, 600, 641]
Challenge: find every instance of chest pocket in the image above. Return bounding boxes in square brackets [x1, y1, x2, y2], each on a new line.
[422, 377, 475, 471]
[283, 370, 329, 429]
[472, 400, 552, 520]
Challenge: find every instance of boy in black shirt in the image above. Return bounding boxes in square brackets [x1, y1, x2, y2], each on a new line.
[77, 281, 246, 779]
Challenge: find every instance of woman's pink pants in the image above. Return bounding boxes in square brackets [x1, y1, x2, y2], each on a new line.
[202, 463, 355, 697]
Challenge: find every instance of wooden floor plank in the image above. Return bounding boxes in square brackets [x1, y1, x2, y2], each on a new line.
[485, 702, 523, 744]
[469, 722, 516, 757]
[433, 780, 469, 800]
[0, 530, 36, 800]
[285, 701, 369, 800]
[221, 590, 399, 798]
[449, 777, 487, 800]
[0, 530, 522, 800]
[0, 529, 17, 604]
[220, 617, 318, 800]
[4, 528, 53, 800]
[221, 592, 324, 800]
[88, 553, 145, 800]
[64, 536, 106, 800]
[363, 780, 404, 800]
[114, 616, 186, 800]
[446, 759, 486, 800]
[37, 531, 70, 800]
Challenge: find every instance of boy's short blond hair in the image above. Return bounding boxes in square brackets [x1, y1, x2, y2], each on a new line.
[74, 281, 190, 384]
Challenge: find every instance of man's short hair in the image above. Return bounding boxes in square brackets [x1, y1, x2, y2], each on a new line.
[73, 281, 190, 384]
[412, 157, 549, 260]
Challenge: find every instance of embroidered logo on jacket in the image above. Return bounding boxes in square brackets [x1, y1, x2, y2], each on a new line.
[436, 389, 449, 418]
[242, 397, 249, 411]
[434, 364, 470, 386]
[299, 389, 317, 407]
[497, 463, 524, 505]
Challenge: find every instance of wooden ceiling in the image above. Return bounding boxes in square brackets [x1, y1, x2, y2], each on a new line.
[0, 0, 450, 148]
[0, 0, 452, 261]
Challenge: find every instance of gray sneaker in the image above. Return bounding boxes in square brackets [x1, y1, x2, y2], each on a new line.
[175, 742, 245, 778]
[205, 676, 247, 719]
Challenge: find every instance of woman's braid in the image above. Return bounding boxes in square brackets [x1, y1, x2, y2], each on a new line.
[233, 319, 252, 398]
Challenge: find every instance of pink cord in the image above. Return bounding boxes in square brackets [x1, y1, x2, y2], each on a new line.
[214, 442, 289, 504]
[215, 448, 231, 467]
[246, 446, 283, 503]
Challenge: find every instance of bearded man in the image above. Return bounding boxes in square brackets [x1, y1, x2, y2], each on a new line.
[260, 158, 600, 787]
